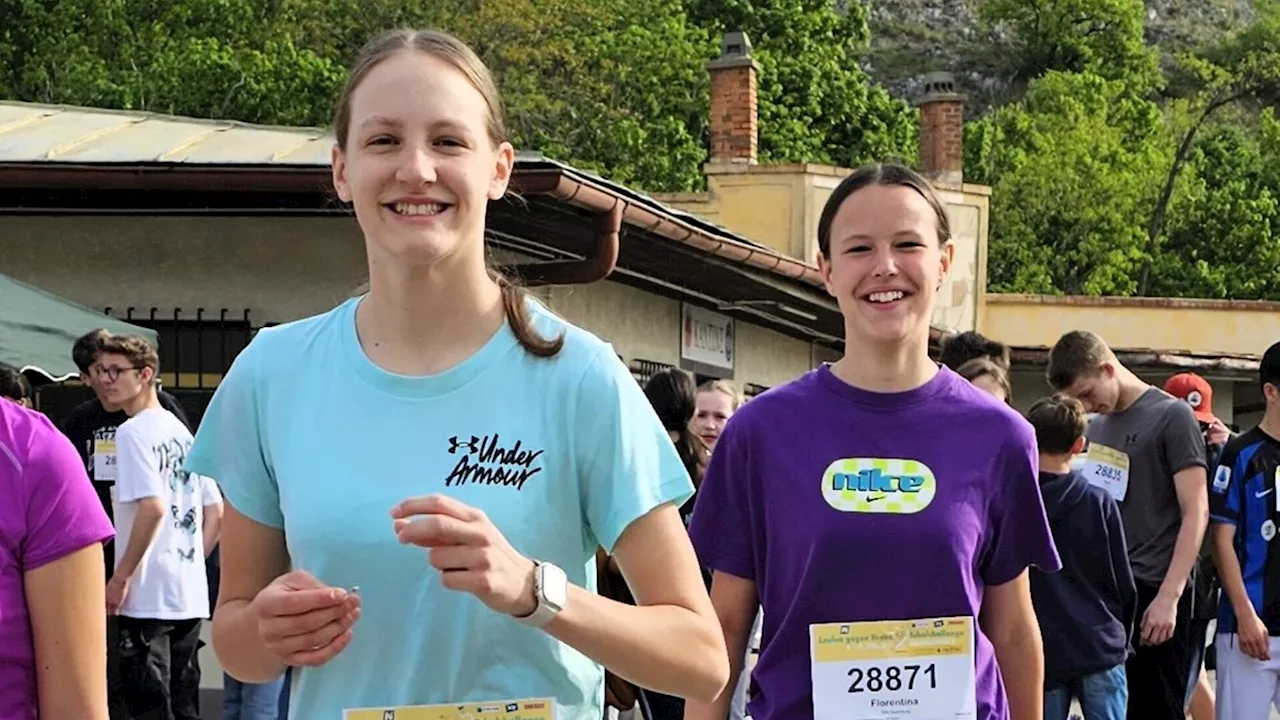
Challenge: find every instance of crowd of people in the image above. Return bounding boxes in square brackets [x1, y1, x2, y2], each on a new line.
[2, 25, 1280, 720]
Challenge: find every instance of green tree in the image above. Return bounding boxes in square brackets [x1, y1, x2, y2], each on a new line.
[0, 0, 345, 126]
[977, 0, 1160, 89]
[684, 0, 917, 168]
[1136, 6, 1280, 294]
[439, 0, 716, 190]
[966, 71, 1169, 295]
[1149, 116, 1280, 299]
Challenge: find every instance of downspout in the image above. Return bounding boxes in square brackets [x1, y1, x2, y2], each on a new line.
[501, 199, 622, 287]
[510, 169, 824, 289]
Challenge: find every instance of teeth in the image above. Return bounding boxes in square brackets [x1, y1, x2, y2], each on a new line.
[868, 291, 905, 303]
[392, 202, 445, 216]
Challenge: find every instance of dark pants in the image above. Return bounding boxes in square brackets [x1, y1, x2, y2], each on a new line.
[1126, 580, 1198, 720]
[118, 617, 203, 720]
[641, 690, 683, 720]
[107, 616, 129, 720]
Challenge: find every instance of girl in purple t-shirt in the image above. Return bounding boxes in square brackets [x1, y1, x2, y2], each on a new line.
[0, 398, 115, 719]
[687, 163, 1061, 720]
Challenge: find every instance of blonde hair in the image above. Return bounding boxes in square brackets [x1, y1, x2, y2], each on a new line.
[697, 379, 741, 411]
[333, 28, 562, 357]
[957, 357, 1011, 402]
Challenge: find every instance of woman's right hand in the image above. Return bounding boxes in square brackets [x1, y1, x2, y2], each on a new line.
[251, 570, 362, 667]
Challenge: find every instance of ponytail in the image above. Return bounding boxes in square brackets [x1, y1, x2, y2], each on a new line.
[493, 269, 564, 357]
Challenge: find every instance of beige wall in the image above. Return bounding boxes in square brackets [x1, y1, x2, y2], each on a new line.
[933, 186, 989, 335]
[2, 216, 369, 324]
[2, 216, 811, 398]
[982, 294, 1280, 359]
[542, 280, 811, 392]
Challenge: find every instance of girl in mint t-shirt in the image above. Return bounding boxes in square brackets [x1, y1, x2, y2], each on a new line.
[184, 28, 726, 720]
[687, 164, 1061, 720]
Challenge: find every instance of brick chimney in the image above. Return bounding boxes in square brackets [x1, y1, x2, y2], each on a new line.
[706, 32, 760, 165]
[915, 72, 966, 187]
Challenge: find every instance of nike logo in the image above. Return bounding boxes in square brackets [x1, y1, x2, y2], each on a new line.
[866, 495, 884, 502]
[1257, 488, 1275, 498]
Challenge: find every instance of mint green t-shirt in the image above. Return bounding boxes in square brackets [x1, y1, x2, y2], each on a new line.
[185, 296, 694, 720]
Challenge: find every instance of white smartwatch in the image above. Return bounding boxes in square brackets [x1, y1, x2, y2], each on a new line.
[514, 561, 568, 628]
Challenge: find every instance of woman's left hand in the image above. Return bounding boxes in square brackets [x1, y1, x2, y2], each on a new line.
[391, 494, 537, 617]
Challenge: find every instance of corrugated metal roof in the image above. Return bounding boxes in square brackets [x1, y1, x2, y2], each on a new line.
[0, 101, 334, 165]
[0, 99, 811, 271]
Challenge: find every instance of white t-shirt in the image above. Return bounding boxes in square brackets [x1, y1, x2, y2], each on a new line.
[114, 407, 222, 620]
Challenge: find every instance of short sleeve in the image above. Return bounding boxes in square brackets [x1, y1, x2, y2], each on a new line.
[184, 337, 283, 529]
[573, 348, 694, 553]
[980, 418, 1062, 585]
[687, 416, 755, 580]
[1161, 401, 1209, 476]
[1209, 440, 1243, 525]
[115, 424, 163, 503]
[22, 416, 114, 572]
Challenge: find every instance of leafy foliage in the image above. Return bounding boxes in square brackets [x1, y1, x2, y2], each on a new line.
[968, 0, 1280, 299]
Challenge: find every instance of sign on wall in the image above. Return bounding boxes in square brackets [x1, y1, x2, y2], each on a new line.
[680, 303, 734, 379]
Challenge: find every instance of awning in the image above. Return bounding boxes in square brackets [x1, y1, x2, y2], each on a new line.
[0, 273, 159, 381]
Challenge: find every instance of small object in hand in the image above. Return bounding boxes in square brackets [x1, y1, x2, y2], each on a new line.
[349, 585, 360, 595]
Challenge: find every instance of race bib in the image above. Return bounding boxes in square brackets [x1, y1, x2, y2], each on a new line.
[1081, 442, 1130, 502]
[93, 437, 117, 482]
[344, 698, 554, 720]
[810, 617, 976, 720]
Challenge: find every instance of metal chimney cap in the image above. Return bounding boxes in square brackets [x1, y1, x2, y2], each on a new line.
[721, 31, 753, 59]
[707, 30, 760, 72]
[915, 71, 966, 105]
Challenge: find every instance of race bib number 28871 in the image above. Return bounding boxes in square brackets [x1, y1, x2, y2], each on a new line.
[810, 617, 976, 720]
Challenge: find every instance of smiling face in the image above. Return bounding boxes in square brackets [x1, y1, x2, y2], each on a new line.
[332, 48, 514, 270]
[818, 184, 953, 348]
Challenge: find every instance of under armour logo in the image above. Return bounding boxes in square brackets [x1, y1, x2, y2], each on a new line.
[447, 436, 480, 455]
[1125, 433, 1139, 446]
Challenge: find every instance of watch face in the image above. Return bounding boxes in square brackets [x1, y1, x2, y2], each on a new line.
[541, 563, 569, 609]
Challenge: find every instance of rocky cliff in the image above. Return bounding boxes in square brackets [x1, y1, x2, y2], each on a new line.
[861, 0, 1257, 113]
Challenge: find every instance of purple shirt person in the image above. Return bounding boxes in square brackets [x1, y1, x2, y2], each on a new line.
[0, 398, 115, 719]
[686, 163, 1061, 720]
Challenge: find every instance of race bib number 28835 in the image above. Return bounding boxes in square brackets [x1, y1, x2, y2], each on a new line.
[810, 617, 976, 720]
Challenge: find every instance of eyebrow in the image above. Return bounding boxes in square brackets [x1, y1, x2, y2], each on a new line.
[357, 116, 474, 137]
[358, 115, 402, 131]
[837, 230, 925, 243]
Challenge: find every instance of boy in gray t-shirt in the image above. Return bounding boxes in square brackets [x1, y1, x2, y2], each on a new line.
[1049, 330, 1209, 720]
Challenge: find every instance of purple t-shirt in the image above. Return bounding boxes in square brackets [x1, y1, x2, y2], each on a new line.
[0, 401, 115, 719]
[688, 366, 1060, 720]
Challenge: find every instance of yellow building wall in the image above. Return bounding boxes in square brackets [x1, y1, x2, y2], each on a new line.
[981, 295, 1280, 358]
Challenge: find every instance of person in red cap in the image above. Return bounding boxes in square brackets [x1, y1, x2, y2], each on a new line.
[1163, 372, 1232, 720]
